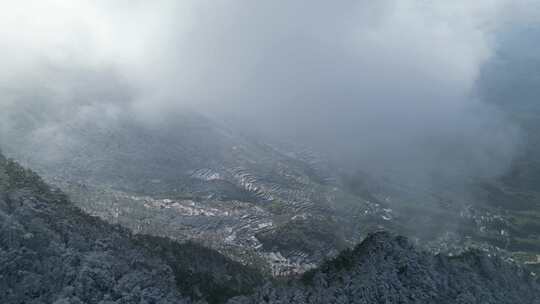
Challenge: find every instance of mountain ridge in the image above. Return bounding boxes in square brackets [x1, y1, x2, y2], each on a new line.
[0, 152, 263, 304]
[232, 231, 540, 304]
[1, 152, 539, 303]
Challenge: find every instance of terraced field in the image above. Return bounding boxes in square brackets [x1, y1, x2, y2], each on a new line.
[4, 112, 539, 275]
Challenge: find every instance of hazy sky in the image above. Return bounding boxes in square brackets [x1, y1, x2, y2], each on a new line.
[1, 0, 539, 184]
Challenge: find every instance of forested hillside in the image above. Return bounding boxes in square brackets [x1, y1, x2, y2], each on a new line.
[0, 152, 262, 304]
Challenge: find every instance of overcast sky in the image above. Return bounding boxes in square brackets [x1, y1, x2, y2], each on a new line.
[1, 0, 539, 185]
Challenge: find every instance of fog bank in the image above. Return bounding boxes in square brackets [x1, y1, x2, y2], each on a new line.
[1, 0, 536, 186]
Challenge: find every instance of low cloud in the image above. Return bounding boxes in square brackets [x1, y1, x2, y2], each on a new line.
[0, 0, 534, 186]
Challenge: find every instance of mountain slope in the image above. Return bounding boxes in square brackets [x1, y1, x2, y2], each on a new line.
[0, 152, 263, 304]
[231, 232, 540, 304]
[5, 110, 539, 276]
[3, 113, 391, 274]
[2, 151, 539, 303]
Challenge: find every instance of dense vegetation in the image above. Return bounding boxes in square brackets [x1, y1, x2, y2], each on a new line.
[2, 152, 539, 303]
[232, 232, 540, 304]
[0, 153, 262, 304]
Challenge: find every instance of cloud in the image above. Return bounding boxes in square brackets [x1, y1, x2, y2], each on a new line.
[0, 0, 532, 185]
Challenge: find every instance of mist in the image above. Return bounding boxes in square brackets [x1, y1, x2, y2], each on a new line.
[0, 0, 536, 189]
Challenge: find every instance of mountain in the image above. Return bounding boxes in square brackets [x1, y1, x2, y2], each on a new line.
[3, 108, 539, 275]
[0, 152, 263, 304]
[230, 231, 540, 304]
[3, 112, 392, 274]
[2, 153, 539, 303]
[469, 25, 540, 270]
